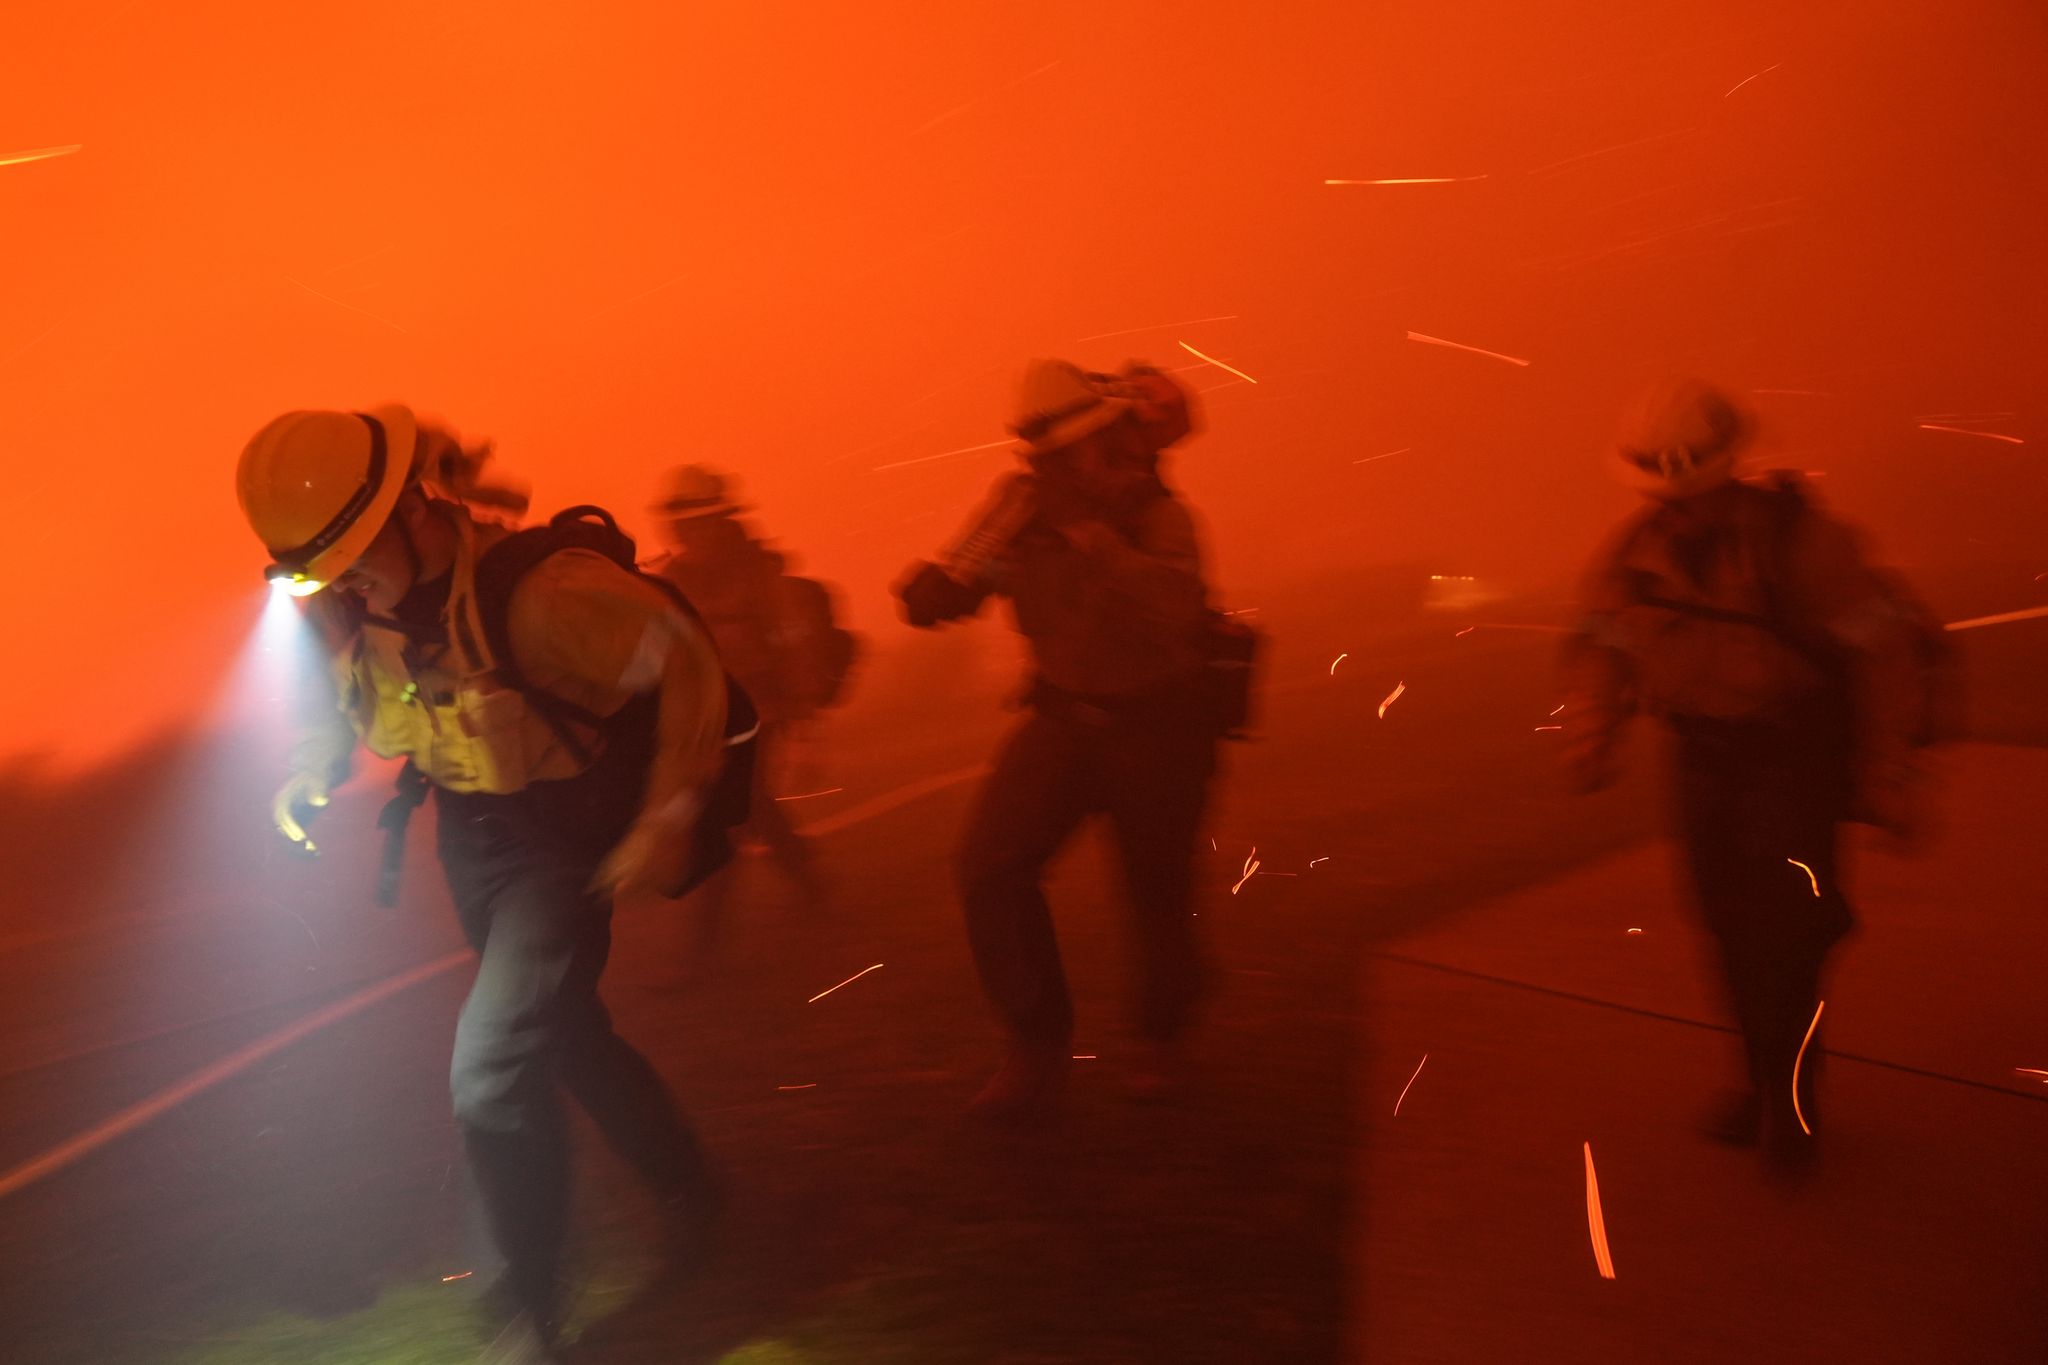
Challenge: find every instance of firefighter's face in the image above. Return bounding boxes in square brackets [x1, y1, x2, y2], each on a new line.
[335, 496, 425, 613]
[1040, 415, 1155, 506]
[666, 513, 742, 560]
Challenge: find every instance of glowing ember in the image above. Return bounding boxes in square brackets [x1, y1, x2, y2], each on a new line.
[1393, 1054, 1429, 1115]
[1176, 340, 1259, 385]
[1230, 846, 1262, 896]
[1944, 605, 2048, 632]
[1792, 1000, 1826, 1135]
[1583, 1143, 1618, 1280]
[1787, 858, 1821, 897]
[1626, 928, 1643, 935]
[1405, 330, 1531, 368]
[1378, 681, 1406, 719]
[872, 438, 1014, 472]
[1723, 62, 1784, 97]
[807, 963, 885, 1004]
[0, 144, 83, 168]
[1916, 423, 2024, 446]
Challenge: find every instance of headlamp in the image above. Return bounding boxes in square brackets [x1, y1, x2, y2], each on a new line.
[264, 563, 326, 597]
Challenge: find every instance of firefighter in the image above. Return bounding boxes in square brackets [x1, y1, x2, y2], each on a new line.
[237, 407, 728, 1358]
[895, 359, 1226, 1118]
[1560, 378, 1930, 1174]
[651, 465, 856, 939]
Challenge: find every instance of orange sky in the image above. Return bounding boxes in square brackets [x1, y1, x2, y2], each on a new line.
[2, 0, 2042, 771]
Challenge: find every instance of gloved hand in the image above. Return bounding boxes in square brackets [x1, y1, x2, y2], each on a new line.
[272, 770, 331, 854]
[594, 793, 702, 899]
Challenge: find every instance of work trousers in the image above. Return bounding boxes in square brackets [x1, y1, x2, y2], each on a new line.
[436, 781, 705, 1316]
[1671, 709, 1855, 1133]
[957, 684, 1219, 1047]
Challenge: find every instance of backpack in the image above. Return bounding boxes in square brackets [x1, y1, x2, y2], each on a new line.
[470, 504, 760, 897]
[1630, 479, 1959, 747]
[1754, 482, 1961, 748]
[776, 574, 861, 712]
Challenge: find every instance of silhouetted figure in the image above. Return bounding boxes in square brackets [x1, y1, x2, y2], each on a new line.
[651, 465, 858, 943]
[896, 360, 1235, 1117]
[237, 408, 739, 1360]
[1561, 379, 1938, 1175]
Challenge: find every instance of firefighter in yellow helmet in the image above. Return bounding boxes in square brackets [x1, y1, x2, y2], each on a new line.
[1560, 378, 1935, 1176]
[237, 407, 732, 1358]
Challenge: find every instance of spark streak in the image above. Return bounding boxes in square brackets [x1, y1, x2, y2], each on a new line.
[1945, 605, 2048, 632]
[1329, 652, 1349, 675]
[441, 1271, 475, 1283]
[1405, 331, 1531, 367]
[1177, 340, 1259, 385]
[1533, 725, 1563, 732]
[0, 144, 83, 168]
[1231, 846, 1262, 895]
[1582, 1143, 1618, 1279]
[1353, 447, 1410, 464]
[777, 1083, 819, 1091]
[807, 963, 885, 1004]
[1792, 1000, 1826, 1135]
[774, 787, 845, 802]
[1377, 681, 1406, 719]
[1787, 858, 1820, 897]
[1393, 1054, 1429, 1115]
[2015, 1068, 2048, 1083]
[1074, 315, 1238, 343]
[1724, 62, 1784, 97]
[1324, 176, 1487, 185]
[1917, 423, 2024, 445]
[871, 438, 1014, 471]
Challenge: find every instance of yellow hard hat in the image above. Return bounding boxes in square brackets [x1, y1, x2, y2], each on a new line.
[236, 404, 420, 594]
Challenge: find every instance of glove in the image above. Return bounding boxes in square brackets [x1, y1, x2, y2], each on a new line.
[593, 793, 703, 899]
[272, 770, 331, 854]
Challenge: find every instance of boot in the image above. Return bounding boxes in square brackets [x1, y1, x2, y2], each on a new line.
[1125, 1038, 1188, 1102]
[1698, 1088, 1762, 1147]
[967, 1040, 1070, 1121]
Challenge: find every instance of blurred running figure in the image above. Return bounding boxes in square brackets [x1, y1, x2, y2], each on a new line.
[896, 360, 1234, 1117]
[1561, 378, 1942, 1175]
[651, 465, 858, 938]
[237, 408, 740, 1360]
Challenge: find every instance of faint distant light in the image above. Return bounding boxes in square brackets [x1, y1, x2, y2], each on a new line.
[0, 143, 83, 168]
[1405, 331, 1531, 368]
[1177, 340, 1258, 385]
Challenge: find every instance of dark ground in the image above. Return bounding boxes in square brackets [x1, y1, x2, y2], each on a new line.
[0, 564, 2040, 1364]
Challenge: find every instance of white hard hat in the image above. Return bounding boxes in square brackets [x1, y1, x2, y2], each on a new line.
[653, 463, 747, 519]
[1009, 359, 1137, 457]
[1611, 378, 1751, 499]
